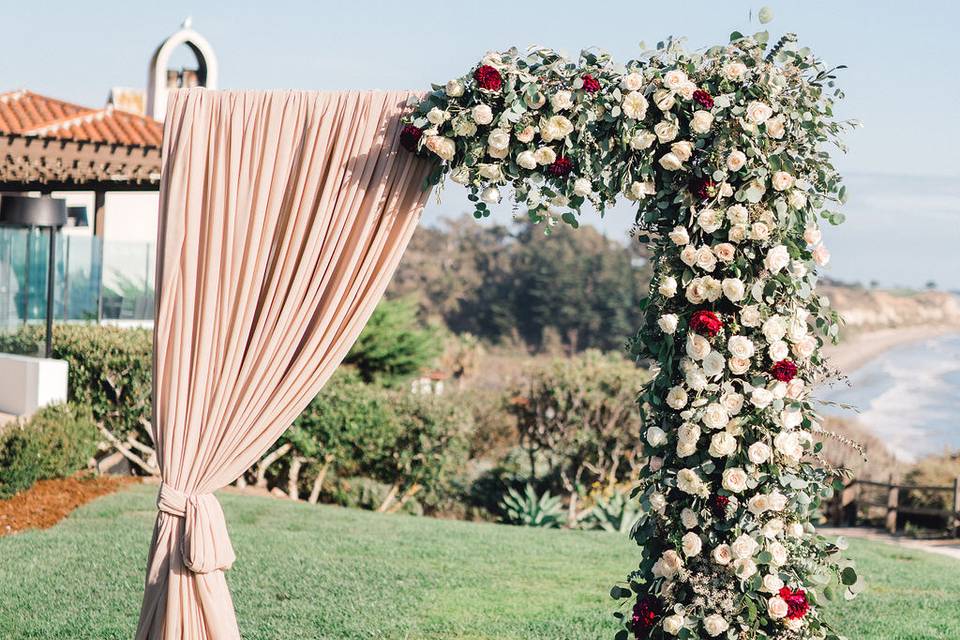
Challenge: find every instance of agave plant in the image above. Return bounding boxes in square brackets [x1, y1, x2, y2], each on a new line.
[581, 489, 642, 534]
[498, 483, 566, 528]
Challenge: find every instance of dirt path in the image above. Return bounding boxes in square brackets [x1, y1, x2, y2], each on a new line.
[819, 526, 960, 562]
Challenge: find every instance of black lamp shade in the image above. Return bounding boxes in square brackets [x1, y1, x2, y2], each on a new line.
[0, 195, 68, 228]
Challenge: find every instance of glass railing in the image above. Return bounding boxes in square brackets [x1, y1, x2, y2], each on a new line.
[0, 227, 154, 333]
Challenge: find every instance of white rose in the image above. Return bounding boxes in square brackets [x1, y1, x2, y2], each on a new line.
[762, 316, 787, 342]
[748, 442, 771, 464]
[764, 245, 791, 274]
[478, 163, 505, 182]
[762, 573, 785, 594]
[774, 430, 803, 463]
[573, 178, 592, 197]
[771, 171, 795, 192]
[713, 243, 735, 263]
[450, 166, 471, 185]
[452, 118, 477, 137]
[727, 335, 755, 359]
[709, 431, 737, 457]
[734, 557, 758, 579]
[472, 104, 494, 125]
[646, 426, 668, 447]
[731, 533, 759, 559]
[686, 333, 711, 360]
[671, 141, 694, 162]
[678, 422, 701, 447]
[677, 81, 696, 100]
[659, 152, 684, 171]
[745, 100, 774, 124]
[812, 244, 831, 266]
[722, 278, 746, 302]
[720, 392, 744, 416]
[680, 247, 698, 268]
[427, 107, 448, 125]
[792, 335, 816, 361]
[663, 69, 689, 90]
[740, 306, 761, 327]
[681, 508, 699, 529]
[788, 190, 807, 209]
[767, 596, 789, 620]
[785, 378, 807, 399]
[684, 279, 705, 304]
[768, 492, 788, 513]
[685, 367, 708, 391]
[702, 351, 726, 378]
[657, 314, 678, 336]
[424, 135, 457, 162]
[682, 532, 703, 557]
[653, 88, 676, 111]
[550, 90, 573, 111]
[539, 115, 574, 142]
[722, 467, 749, 493]
[622, 91, 649, 120]
[702, 403, 730, 430]
[691, 110, 714, 134]
[695, 246, 717, 272]
[749, 222, 770, 242]
[728, 357, 750, 375]
[666, 386, 689, 409]
[713, 544, 733, 565]
[766, 115, 786, 139]
[649, 491, 667, 512]
[703, 614, 729, 637]
[669, 226, 690, 246]
[697, 209, 721, 233]
[630, 130, 656, 151]
[750, 387, 774, 408]
[748, 493, 770, 515]
[659, 276, 678, 298]
[487, 144, 508, 159]
[517, 150, 538, 170]
[768, 541, 788, 566]
[445, 79, 464, 97]
[625, 180, 656, 200]
[787, 522, 805, 538]
[729, 224, 748, 243]
[677, 468, 705, 495]
[621, 72, 644, 91]
[724, 62, 747, 81]
[726, 150, 747, 171]
[487, 129, 511, 151]
[533, 146, 557, 165]
[654, 121, 679, 143]
[803, 226, 822, 245]
[768, 340, 789, 362]
[516, 125, 535, 143]
[663, 613, 685, 636]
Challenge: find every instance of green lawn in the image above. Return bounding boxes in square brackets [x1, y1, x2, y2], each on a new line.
[0, 484, 958, 639]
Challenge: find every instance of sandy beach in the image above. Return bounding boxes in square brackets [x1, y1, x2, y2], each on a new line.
[824, 323, 960, 375]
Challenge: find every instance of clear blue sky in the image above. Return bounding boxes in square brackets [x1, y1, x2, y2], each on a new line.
[3, 1, 958, 288]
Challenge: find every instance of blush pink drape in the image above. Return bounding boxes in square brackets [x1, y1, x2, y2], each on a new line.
[136, 89, 432, 639]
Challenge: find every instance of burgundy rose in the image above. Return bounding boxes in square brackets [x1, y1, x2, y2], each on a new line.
[691, 178, 716, 200]
[711, 494, 731, 519]
[581, 74, 601, 93]
[631, 595, 660, 638]
[400, 125, 423, 153]
[771, 359, 798, 382]
[548, 156, 574, 177]
[689, 310, 722, 338]
[474, 65, 503, 91]
[779, 587, 810, 620]
[693, 89, 714, 109]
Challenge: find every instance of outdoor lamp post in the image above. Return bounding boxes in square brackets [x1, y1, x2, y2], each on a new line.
[0, 195, 68, 357]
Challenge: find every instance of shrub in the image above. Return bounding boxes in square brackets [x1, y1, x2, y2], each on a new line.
[903, 453, 960, 513]
[498, 483, 566, 528]
[0, 403, 99, 498]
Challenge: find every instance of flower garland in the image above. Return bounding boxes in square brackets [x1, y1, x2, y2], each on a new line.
[403, 29, 859, 640]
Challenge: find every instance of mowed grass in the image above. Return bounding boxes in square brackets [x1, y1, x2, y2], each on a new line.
[0, 484, 958, 640]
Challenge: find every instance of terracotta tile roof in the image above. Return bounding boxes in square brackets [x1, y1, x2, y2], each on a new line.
[0, 90, 162, 147]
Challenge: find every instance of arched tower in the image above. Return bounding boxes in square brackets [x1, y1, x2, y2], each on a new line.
[147, 18, 218, 121]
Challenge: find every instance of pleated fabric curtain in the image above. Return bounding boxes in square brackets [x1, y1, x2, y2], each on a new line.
[136, 89, 432, 639]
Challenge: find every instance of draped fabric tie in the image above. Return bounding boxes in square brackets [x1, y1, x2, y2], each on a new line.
[157, 484, 236, 574]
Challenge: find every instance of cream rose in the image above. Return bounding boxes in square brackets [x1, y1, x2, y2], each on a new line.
[622, 91, 649, 120]
[550, 90, 573, 111]
[666, 386, 689, 409]
[646, 426, 668, 447]
[712, 543, 732, 565]
[444, 79, 464, 97]
[487, 129, 510, 151]
[472, 104, 494, 125]
[630, 130, 656, 150]
[762, 573, 785, 593]
[516, 150, 538, 170]
[750, 221, 771, 241]
[709, 431, 737, 457]
[702, 403, 730, 430]
[745, 100, 774, 124]
[734, 557, 758, 579]
[731, 533, 759, 559]
[750, 387, 774, 408]
[426, 107, 447, 125]
[767, 596, 789, 620]
[792, 335, 817, 361]
[659, 153, 683, 171]
[722, 278, 746, 302]
[748, 493, 770, 515]
[663, 613, 685, 636]
[682, 531, 703, 557]
[771, 171, 795, 192]
[703, 614, 729, 637]
[658, 314, 679, 335]
[764, 245, 791, 274]
[621, 72, 644, 91]
[766, 115, 786, 139]
[748, 442, 771, 464]
[724, 62, 747, 81]
[713, 243, 735, 263]
[803, 226, 822, 245]
[539, 115, 574, 142]
[516, 125, 535, 143]
[728, 357, 750, 375]
[691, 110, 714, 134]
[768, 340, 789, 362]
[812, 244, 831, 266]
[695, 246, 717, 272]
[654, 121, 679, 143]
[740, 305, 761, 327]
[722, 467, 749, 493]
[649, 491, 667, 513]
[728, 224, 747, 243]
[686, 333, 712, 360]
[702, 351, 725, 378]
[697, 209, 721, 233]
[653, 88, 676, 112]
[573, 178, 592, 197]
[533, 146, 557, 165]
[652, 549, 684, 579]
[727, 335, 755, 359]
[681, 508, 699, 529]
[659, 276, 678, 298]
[721, 392, 744, 415]
[677, 467, 705, 495]
[424, 135, 456, 161]
[663, 69, 689, 90]
[452, 118, 477, 137]
[726, 149, 747, 171]
[671, 140, 694, 162]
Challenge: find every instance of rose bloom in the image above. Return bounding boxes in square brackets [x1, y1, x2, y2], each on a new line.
[686, 333, 711, 360]
[702, 277, 723, 302]
[663, 69, 689, 90]
[649, 491, 667, 513]
[748, 493, 770, 515]
[658, 314, 679, 334]
[516, 125, 535, 143]
[622, 91, 649, 119]
[771, 171, 795, 192]
[677, 81, 696, 100]
[573, 178, 592, 197]
[652, 550, 683, 579]
[677, 468, 705, 495]
[691, 110, 714, 134]
[668, 226, 690, 246]
[671, 140, 694, 162]
[812, 244, 831, 266]
[787, 522, 805, 538]
[762, 518, 785, 539]
[646, 426, 668, 447]
[472, 104, 494, 125]
[450, 167, 470, 185]
[681, 508, 699, 529]
[487, 129, 510, 151]
[702, 614, 729, 637]
[748, 442, 772, 464]
[697, 209, 721, 233]
[803, 226, 822, 245]
[533, 146, 556, 165]
[659, 276, 678, 298]
[424, 136, 456, 161]
[659, 152, 683, 171]
[749, 221, 770, 241]
[768, 490, 788, 511]
[728, 224, 747, 243]
[722, 278, 746, 302]
[785, 377, 807, 399]
[702, 403, 730, 430]
[682, 532, 703, 557]
[762, 316, 787, 342]
[709, 431, 737, 457]
[750, 387, 774, 408]
[654, 121, 680, 143]
[621, 72, 644, 91]
[722, 467, 748, 493]
[734, 557, 758, 579]
[444, 79, 464, 97]
[426, 107, 448, 125]
[727, 335, 755, 359]
[768, 340, 789, 362]
[539, 115, 574, 142]
[630, 130, 656, 150]
[765, 245, 791, 274]
[648, 456, 663, 472]
[712, 544, 733, 565]
[516, 150, 538, 170]
[487, 144, 508, 159]
[731, 533, 759, 559]
[653, 88, 676, 112]
[550, 90, 573, 111]
[625, 180, 656, 201]
[763, 573, 785, 593]
[713, 243, 735, 263]
[720, 392, 744, 415]
[695, 246, 717, 272]
[728, 357, 750, 375]
[774, 430, 803, 464]
[685, 280, 705, 304]
[724, 61, 747, 80]
[768, 596, 789, 620]
[780, 407, 803, 429]
[766, 115, 786, 139]
[666, 386, 688, 409]
[726, 149, 747, 171]
[792, 335, 817, 361]
[474, 64, 503, 91]
[662, 613, 685, 636]
[678, 422, 701, 447]
[723, 204, 746, 225]
[740, 305, 761, 327]
[788, 190, 807, 209]
[680, 245, 698, 267]
[702, 351, 725, 377]
[745, 100, 774, 124]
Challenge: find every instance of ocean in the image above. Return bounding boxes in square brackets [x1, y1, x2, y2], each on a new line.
[818, 332, 960, 462]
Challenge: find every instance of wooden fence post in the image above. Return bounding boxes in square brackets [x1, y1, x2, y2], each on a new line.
[952, 477, 960, 538]
[885, 474, 899, 534]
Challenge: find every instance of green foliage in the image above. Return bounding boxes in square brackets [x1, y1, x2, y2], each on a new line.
[498, 483, 566, 528]
[0, 325, 152, 439]
[343, 298, 440, 387]
[903, 453, 960, 513]
[0, 403, 99, 498]
[579, 488, 643, 534]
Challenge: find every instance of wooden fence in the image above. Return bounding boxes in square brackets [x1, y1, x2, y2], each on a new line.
[829, 475, 960, 536]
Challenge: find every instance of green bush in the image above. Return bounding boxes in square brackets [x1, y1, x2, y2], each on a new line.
[0, 403, 99, 498]
[0, 325, 153, 441]
[498, 483, 566, 528]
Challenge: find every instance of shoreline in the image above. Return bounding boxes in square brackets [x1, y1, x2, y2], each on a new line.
[823, 323, 960, 375]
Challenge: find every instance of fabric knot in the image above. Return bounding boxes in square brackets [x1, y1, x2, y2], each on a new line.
[157, 483, 236, 574]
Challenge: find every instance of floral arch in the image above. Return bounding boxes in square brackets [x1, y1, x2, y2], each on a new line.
[402, 29, 859, 640]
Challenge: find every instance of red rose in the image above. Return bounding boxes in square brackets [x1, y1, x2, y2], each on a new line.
[691, 178, 716, 200]
[711, 493, 731, 519]
[689, 310, 722, 337]
[631, 595, 660, 637]
[400, 125, 423, 153]
[581, 74, 601, 93]
[693, 89, 714, 109]
[779, 587, 810, 620]
[771, 359, 798, 382]
[474, 65, 503, 91]
[548, 156, 574, 177]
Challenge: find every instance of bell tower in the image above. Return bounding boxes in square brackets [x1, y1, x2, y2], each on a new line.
[147, 18, 218, 121]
